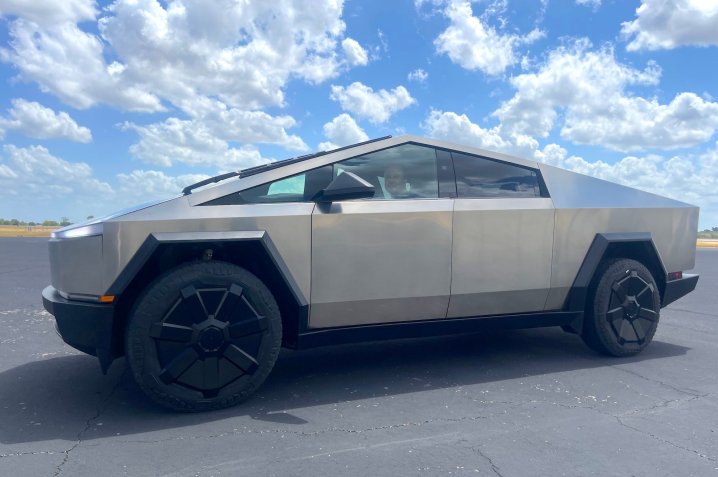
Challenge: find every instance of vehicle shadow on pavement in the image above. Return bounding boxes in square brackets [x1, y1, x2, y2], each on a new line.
[0, 327, 689, 444]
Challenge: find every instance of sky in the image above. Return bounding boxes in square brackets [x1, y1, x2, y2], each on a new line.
[0, 0, 717, 228]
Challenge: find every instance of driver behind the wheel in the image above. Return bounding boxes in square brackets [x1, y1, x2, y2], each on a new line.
[383, 164, 417, 199]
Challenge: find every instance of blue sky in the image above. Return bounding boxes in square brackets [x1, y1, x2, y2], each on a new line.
[0, 0, 717, 227]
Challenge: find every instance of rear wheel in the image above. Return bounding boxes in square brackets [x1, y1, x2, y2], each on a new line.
[581, 258, 660, 357]
[126, 261, 281, 411]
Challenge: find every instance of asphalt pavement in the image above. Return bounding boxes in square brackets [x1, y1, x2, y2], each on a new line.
[0, 237, 716, 476]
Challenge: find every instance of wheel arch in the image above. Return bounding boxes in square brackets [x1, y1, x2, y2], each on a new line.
[563, 232, 667, 333]
[109, 231, 307, 359]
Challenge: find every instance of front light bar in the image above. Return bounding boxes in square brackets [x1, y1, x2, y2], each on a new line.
[51, 223, 103, 239]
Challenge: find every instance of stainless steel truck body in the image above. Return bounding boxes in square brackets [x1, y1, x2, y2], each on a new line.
[42, 135, 699, 411]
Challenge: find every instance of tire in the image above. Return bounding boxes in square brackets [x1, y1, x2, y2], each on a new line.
[581, 258, 660, 357]
[126, 260, 282, 412]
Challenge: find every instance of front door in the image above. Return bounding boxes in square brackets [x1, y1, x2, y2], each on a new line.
[309, 144, 453, 328]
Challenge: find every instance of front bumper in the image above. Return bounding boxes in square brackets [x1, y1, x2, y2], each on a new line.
[42, 286, 117, 373]
[661, 274, 699, 307]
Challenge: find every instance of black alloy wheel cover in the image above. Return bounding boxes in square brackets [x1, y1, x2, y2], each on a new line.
[604, 270, 658, 345]
[150, 283, 268, 398]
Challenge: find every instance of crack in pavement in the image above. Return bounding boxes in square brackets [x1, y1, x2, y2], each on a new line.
[457, 438, 506, 477]
[614, 415, 717, 463]
[611, 366, 705, 397]
[616, 393, 710, 417]
[0, 451, 63, 459]
[98, 392, 715, 449]
[536, 396, 718, 465]
[53, 371, 125, 477]
[473, 446, 505, 477]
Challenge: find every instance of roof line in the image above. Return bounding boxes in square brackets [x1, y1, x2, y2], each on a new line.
[238, 135, 392, 178]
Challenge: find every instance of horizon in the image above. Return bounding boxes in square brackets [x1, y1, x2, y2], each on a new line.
[1, 0, 717, 227]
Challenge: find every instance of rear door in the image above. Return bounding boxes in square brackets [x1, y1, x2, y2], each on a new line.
[309, 144, 454, 328]
[448, 151, 555, 317]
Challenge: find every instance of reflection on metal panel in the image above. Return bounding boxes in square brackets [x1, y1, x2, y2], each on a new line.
[539, 163, 694, 209]
[49, 236, 104, 295]
[310, 296, 450, 328]
[540, 163, 698, 310]
[546, 206, 699, 309]
[310, 199, 453, 328]
[102, 201, 315, 300]
[448, 198, 554, 317]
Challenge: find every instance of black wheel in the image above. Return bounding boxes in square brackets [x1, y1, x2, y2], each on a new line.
[126, 261, 281, 411]
[581, 258, 660, 357]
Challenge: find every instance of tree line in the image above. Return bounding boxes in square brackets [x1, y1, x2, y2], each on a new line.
[0, 216, 92, 227]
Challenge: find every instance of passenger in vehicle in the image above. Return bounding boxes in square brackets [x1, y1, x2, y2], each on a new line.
[383, 164, 417, 199]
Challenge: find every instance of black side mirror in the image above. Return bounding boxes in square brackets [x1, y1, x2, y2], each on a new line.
[315, 171, 375, 202]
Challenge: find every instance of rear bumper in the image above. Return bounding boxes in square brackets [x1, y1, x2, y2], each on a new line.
[42, 286, 117, 373]
[661, 274, 699, 307]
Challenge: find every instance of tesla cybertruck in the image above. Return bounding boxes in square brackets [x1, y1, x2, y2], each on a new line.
[42, 135, 699, 411]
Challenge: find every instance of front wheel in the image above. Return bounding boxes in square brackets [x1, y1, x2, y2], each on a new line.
[126, 261, 282, 412]
[581, 258, 660, 357]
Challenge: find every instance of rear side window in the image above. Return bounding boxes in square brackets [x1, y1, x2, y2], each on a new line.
[452, 152, 543, 198]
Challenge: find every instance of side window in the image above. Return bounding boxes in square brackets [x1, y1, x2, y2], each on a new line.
[205, 165, 332, 205]
[202, 143, 442, 205]
[335, 144, 439, 200]
[452, 152, 542, 198]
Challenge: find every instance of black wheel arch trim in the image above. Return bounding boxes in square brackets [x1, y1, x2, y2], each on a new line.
[563, 232, 669, 333]
[105, 231, 307, 307]
[92, 230, 308, 370]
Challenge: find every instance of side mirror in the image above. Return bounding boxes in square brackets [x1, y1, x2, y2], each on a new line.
[315, 171, 375, 202]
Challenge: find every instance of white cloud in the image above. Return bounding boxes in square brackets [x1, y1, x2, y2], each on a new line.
[622, 0, 718, 51]
[0, 99, 92, 142]
[116, 169, 209, 204]
[422, 109, 539, 159]
[0, 164, 17, 179]
[0, 18, 163, 112]
[124, 97, 306, 169]
[408, 68, 428, 82]
[207, 109, 307, 151]
[124, 118, 269, 170]
[179, 100, 307, 151]
[494, 40, 718, 151]
[0, 0, 357, 113]
[342, 38, 369, 66]
[0, 145, 112, 209]
[433, 1, 543, 75]
[330, 82, 416, 123]
[0, 144, 219, 220]
[0, 0, 97, 26]
[318, 113, 369, 151]
[576, 0, 601, 9]
[561, 92, 718, 151]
